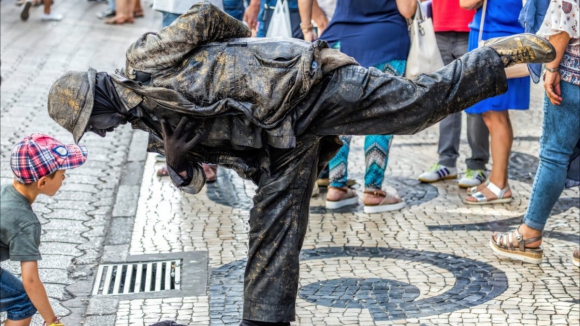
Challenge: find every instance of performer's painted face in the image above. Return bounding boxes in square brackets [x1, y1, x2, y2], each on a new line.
[86, 113, 127, 137]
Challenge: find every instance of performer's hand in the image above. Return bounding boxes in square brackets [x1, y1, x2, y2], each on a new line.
[544, 70, 562, 106]
[160, 117, 203, 173]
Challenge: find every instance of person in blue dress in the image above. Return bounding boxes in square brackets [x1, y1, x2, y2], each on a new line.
[298, 0, 416, 213]
[461, 0, 530, 205]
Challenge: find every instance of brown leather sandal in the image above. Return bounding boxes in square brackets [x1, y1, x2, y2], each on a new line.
[490, 228, 543, 264]
[325, 186, 358, 209]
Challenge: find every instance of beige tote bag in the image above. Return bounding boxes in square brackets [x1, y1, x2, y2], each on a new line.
[405, 0, 444, 79]
[478, 0, 530, 79]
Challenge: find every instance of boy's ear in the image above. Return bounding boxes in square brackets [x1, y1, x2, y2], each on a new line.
[36, 176, 48, 189]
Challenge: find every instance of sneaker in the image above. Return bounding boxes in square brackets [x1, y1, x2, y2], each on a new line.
[96, 8, 115, 19]
[41, 12, 62, 21]
[418, 164, 457, 183]
[458, 169, 487, 188]
[573, 248, 579, 268]
[20, 1, 32, 21]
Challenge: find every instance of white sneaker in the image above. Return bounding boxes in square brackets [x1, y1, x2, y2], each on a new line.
[458, 169, 488, 188]
[41, 12, 62, 21]
[418, 164, 457, 183]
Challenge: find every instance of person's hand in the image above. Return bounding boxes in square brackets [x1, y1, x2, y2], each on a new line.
[544, 69, 562, 105]
[243, 2, 260, 30]
[160, 117, 203, 173]
[302, 29, 318, 42]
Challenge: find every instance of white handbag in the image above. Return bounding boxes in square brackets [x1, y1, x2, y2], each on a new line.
[405, 0, 444, 80]
[266, 0, 292, 38]
[478, 0, 530, 79]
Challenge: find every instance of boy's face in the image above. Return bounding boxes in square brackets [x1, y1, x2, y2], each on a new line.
[37, 170, 66, 196]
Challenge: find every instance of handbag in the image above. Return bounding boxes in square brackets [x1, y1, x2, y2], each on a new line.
[266, 0, 292, 38]
[478, 0, 530, 79]
[405, 0, 444, 79]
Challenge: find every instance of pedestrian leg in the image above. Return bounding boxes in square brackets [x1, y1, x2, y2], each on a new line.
[465, 113, 490, 170]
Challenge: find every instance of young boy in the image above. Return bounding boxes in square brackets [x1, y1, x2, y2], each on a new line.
[1, 133, 88, 326]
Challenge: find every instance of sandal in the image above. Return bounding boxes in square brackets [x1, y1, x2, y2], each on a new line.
[105, 16, 134, 24]
[466, 180, 490, 195]
[325, 186, 358, 209]
[133, 10, 144, 18]
[465, 182, 512, 205]
[363, 190, 405, 213]
[156, 167, 169, 177]
[203, 164, 217, 183]
[490, 228, 543, 264]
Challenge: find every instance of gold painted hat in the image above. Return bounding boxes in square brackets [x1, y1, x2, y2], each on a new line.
[48, 68, 96, 143]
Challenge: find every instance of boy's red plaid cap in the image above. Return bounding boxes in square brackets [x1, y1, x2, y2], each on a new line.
[11, 133, 88, 184]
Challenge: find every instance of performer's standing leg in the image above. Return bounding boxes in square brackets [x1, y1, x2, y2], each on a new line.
[243, 135, 321, 323]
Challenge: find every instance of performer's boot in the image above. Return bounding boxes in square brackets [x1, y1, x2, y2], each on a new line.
[484, 33, 556, 67]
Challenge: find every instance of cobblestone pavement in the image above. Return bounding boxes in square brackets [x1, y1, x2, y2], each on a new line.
[126, 84, 579, 325]
[2, 2, 579, 326]
[1, 1, 158, 325]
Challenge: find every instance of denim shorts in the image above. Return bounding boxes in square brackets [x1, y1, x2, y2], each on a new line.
[0, 268, 37, 320]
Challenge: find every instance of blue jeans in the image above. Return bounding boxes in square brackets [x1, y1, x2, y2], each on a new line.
[223, 0, 245, 21]
[523, 81, 580, 231]
[0, 269, 37, 320]
[161, 12, 181, 28]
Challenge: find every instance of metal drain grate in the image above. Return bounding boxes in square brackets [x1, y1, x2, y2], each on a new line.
[92, 260, 181, 295]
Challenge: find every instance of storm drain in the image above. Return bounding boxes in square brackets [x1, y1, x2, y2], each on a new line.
[92, 260, 181, 295]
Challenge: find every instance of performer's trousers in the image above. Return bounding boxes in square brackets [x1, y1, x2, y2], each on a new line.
[243, 47, 507, 322]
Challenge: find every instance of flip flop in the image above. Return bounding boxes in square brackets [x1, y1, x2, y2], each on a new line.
[105, 17, 134, 24]
[325, 186, 358, 209]
[363, 190, 405, 213]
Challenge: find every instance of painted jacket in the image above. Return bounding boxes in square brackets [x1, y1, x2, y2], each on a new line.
[109, 2, 357, 193]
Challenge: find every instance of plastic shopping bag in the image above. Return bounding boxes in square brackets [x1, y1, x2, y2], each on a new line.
[266, 0, 292, 38]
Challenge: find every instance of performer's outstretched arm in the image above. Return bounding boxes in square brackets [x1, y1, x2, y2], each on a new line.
[124, 2, 251, 78]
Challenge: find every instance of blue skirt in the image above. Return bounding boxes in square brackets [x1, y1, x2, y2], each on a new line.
[465, 30, 530, 114]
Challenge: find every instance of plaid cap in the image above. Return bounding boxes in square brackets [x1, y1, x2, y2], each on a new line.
[11, 133, 88, 184]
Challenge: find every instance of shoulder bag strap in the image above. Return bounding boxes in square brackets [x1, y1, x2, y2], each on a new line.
[478, 0, 487, 45]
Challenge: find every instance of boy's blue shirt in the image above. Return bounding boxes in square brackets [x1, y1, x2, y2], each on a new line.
[0, 184, 42, 263]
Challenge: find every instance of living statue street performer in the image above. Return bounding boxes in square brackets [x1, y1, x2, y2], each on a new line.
[47, 3, 554, 325]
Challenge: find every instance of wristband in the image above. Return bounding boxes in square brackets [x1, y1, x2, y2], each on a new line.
[544, 66, 559, 73]
[300, 23, 313, 31]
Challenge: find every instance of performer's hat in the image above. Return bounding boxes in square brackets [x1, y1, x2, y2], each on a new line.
[48, 68, 97, 143]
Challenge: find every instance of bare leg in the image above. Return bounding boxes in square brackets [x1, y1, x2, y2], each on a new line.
[5, 316, 32, 326]
[465, 110, 513, 202]
[105, 0, 134, 24]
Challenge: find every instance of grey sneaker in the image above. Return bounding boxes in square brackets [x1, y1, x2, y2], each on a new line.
[484, 33, 556, 67]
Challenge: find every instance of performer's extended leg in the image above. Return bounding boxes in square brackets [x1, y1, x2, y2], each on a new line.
[295, 47, 508, 137]
[243, 135, 321, 323]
